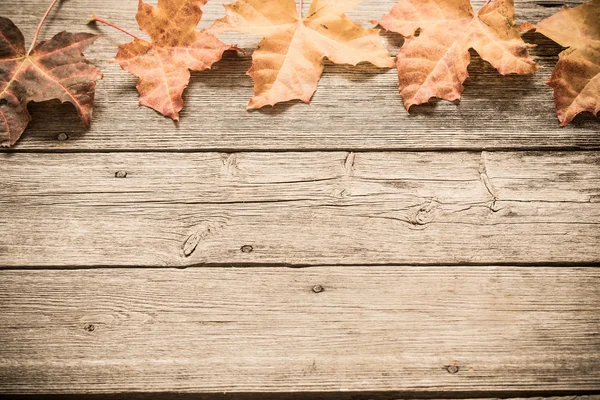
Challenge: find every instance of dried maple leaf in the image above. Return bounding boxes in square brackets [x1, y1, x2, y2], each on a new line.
[536, 0, 600, 126]
[0, 0, 102, 147]
[93, 0, 236, 120]
[378, 0, 538, 110]
[210, 0, 394, 109]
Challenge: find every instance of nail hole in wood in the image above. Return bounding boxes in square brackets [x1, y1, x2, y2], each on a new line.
[312, 285, 324, 293]
[84, 324, 95, 332]
[57, 133, 68, 141]
[241, 245, 253, 253]
[115, 170, 128, 178]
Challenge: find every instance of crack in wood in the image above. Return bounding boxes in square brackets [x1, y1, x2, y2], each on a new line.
[344, 152, 356, 176]
[182, 221, 227, 258]
[479, 152, 501, 213]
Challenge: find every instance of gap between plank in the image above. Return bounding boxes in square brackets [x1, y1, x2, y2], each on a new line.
[2, 261, 600, 271]
[2, 146, 600, 154]
[2, 390, 600, 400]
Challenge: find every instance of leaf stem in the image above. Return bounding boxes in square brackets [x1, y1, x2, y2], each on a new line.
[298, 0, 303, 18]
[91, 15, 143, 41]
[27, 0, 61, 55]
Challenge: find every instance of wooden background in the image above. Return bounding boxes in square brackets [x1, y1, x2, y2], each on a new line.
[0, 0, 599, 398]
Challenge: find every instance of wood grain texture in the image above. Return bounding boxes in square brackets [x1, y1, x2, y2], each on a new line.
[1, 151, 599, 267]
[5, 397, 600, 400]
[0, 0, 598, 152]
[0, 267, 599, 394]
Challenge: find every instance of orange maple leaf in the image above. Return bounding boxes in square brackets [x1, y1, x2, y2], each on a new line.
[536, 0, 600, 126]
[210, 0, 394, 109]
[1, 1, 102, 147]
[378, 0, 538, 110]
[95, 0, 236, 120]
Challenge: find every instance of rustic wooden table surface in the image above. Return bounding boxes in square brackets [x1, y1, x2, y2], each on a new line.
[1, 0, 599, 398]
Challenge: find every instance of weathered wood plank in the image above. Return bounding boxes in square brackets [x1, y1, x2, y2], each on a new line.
[5, 397, 600, 400]
[1, 151, 599, 267]
[6, 397, 600, 400]
[0, 267, 598, 394]
[0, 0, 598, 151]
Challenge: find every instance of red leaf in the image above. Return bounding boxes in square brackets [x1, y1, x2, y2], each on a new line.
[378, 0, 538, 110]
[108, 0, 237, 120]
[210, 0, 394, 109]
[0, 17, 102, 147]
[536, 0, 600, 126]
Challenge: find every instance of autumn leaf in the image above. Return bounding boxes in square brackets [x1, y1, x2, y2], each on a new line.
[377, 0, 538, 110]
[0, 0, 102, 147]
[93, 0, 236, 120]
[210, 0, 394, 109]
[536, 0, 600, 126]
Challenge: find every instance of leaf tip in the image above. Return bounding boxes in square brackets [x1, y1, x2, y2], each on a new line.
[230, 44, 244, 54]
[404, 103, 415, 113]
[382, 57, 396, 69]
[245, 99, 259, 110]
[519, 22, 536, 33]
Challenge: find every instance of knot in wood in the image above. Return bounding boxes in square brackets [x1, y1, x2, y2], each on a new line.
[115, 170, 128, 179]
[57, 133, 69, 141]
[445, 364, 460, 374]
[241, 245, 253, 253]
[312, 285, 324, 293]
[183, 231, 203, 257]
[415, 207, 434, 225]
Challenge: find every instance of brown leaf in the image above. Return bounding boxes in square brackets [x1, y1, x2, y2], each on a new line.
[0, 17, 102, 147]
[115, 0, 236, 120]
[378, 0, 538, 110]
[210, 0, 394, 109]
[536, 0, 600, 126]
